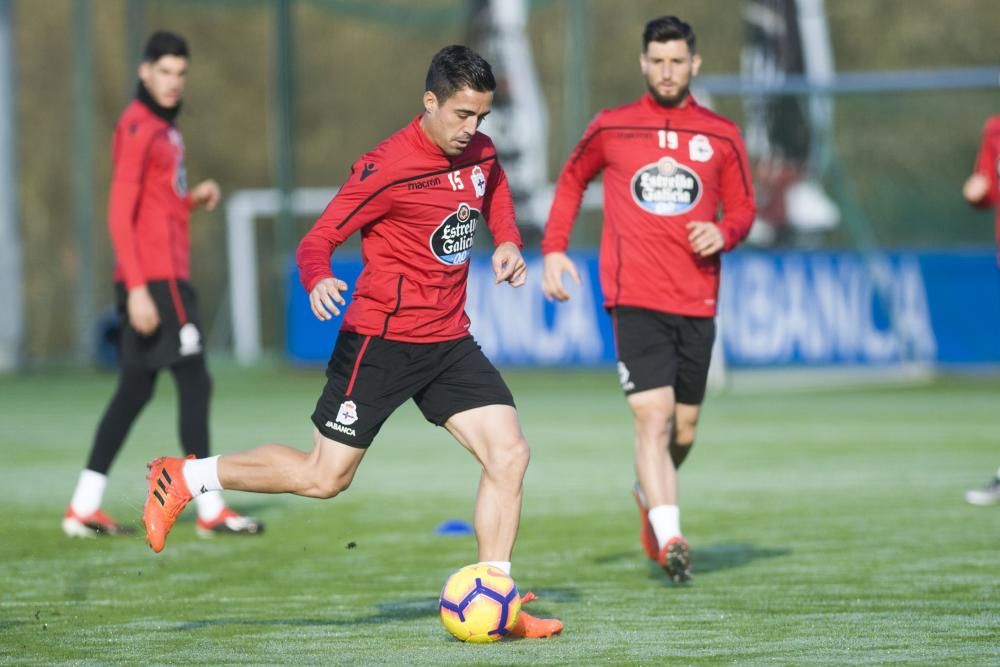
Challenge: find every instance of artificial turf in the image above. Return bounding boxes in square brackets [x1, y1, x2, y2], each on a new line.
[1, 366, 998, 665]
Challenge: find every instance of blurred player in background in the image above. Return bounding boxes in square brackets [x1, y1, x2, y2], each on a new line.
[141, 45, 562, 639]
[741, 0, 840, 246]
[541, 16, 755, 582]
[63, 31, 262, 538]
[961, 113, 1000, 506]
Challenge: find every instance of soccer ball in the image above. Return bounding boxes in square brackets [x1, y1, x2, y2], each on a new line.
[438, 563, 521, 643]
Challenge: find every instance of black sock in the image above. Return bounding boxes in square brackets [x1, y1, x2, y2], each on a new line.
[169, 356, 213, 459]
[669, 441, 694, 469]
[86, 365, 158, 474]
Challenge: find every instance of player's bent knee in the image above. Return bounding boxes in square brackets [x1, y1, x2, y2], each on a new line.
[675, 425, 698, 445]
[674, 412, 700, 445]
[486, 435, 530, 479]
[312, 481, 348, 500]
[631, 406, 673, 435]
[510, 436, 530, 471]
[130, 387, 156, 409]
[634, 417, 671, 445]
[118, 377, 156, 409]
[310, 472, 354, 499]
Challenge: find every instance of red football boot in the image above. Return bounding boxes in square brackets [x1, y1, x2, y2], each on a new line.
[63, 506, 135, 537]
[508, 591, 564, 639]
[658, 536, 692, 584]
[143, 456, 193, 553]
[632, 483, 659, 561]
[196, 507, 264, 537]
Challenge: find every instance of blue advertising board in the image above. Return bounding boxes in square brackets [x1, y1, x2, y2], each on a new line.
[287, 249, 1000, 367]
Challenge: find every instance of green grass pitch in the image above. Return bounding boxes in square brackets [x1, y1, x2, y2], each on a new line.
[1, 366, 998, 665]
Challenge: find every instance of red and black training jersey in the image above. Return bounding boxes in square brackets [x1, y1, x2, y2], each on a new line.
[542, 93, 755, 317]
[108, 99, 195, 290]
[297, 115, 521, 342]
[970, 114, 1000, 248]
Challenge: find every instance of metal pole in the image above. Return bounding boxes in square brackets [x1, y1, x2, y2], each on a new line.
[274, 0, 296, 351]
[73, 0, 96, 363]
[0, 0, 23, 371]
[795, 0, 835, 176]
[563, 0, 589, 158]
[125, 0, 146, 75]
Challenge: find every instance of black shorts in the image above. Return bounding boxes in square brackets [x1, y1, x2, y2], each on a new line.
[311, 332, 515, 448]
[612, 306, 716, 405]
[116, 279, 205, 371]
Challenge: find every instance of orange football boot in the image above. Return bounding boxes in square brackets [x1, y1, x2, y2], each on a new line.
[508, 591, 564, 639]
[658, 536, 692, 584]
[143, 455, 193, 553]
[632, 483, 658, 561]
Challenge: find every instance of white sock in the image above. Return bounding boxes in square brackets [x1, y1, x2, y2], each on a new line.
[69, 469, 107, 516]
[194, 490, 226, 521]
[483, 561, 512, 575]
[648, 504, 681, 549]
[182, 456, 222, 498]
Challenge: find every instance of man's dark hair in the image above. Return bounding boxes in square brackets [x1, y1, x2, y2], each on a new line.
[642, 16, 696, 53]
[425, 45, 496, 103]
[142, 30, 189, 63]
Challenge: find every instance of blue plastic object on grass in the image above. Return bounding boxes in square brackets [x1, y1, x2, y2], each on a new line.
[435, 519, 473, 536]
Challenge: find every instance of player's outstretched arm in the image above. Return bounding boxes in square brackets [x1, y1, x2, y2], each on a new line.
[189, 179, 221, 211]
[492, 241, 527, 288]
[308, 277, 349, 320]
[541, 251, 581, 302]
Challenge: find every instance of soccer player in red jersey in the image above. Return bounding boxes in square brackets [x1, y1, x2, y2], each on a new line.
[64, 32, 262, 539]
[143, 45, 562, 639]
[541, 16, 755, 583]
[961, 114, 1000, 506]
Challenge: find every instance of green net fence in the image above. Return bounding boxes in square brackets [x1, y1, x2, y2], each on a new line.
[11, 0, 1000, 362]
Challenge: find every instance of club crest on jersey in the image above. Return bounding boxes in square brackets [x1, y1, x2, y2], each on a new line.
[630, 156, 702, 216]
[178, 322, 202, 356]
[168, 128, 188, 197]
[617, 361, 635, 391]
[688, 134, 713, 162]
[430, 202, 481, 265]
[336, 400, 359, 426]
[471, 165, 487, 198]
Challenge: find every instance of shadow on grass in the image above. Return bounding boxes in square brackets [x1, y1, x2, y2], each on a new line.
[174, 598, 436, 631]
[173, 587, 577, 631]
[595, 542, 791, 575]
[646, 543, 791, 584]
[692, 542, 790, 573]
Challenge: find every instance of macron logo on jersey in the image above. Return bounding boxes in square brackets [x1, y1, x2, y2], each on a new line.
[360, 162, 378, 181]
[408, 176, 442, 191]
